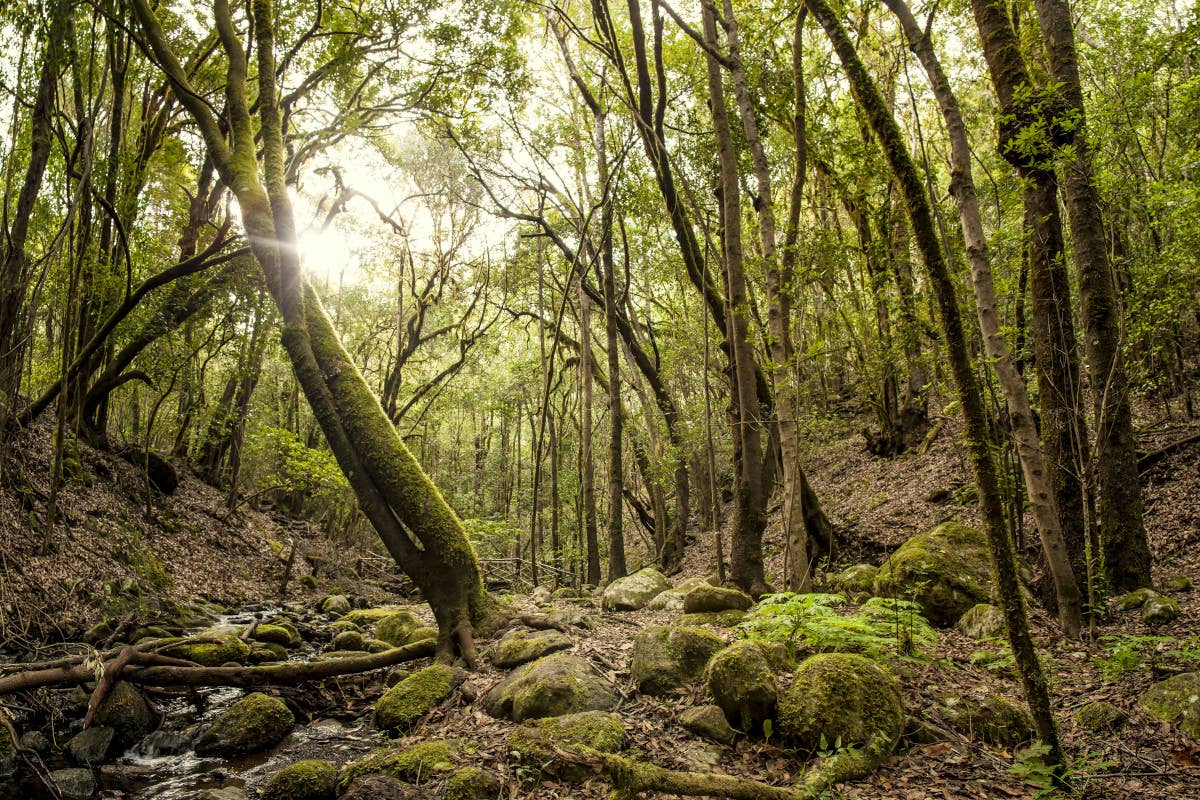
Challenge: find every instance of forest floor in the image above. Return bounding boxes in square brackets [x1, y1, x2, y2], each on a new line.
[1, 404, 1199, 800]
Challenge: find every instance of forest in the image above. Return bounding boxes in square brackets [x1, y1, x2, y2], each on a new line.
[0, 0, 1197, 797]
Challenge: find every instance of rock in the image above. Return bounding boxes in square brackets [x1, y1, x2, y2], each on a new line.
[832, 564, 879, 595]
[66, 727, 115, 765]
[48, 768, 97, 799]
[443, 767, 502, 800]
[249, 642, 289, 663]
[1142, 595, 1181, 626]
[0, 726, 16, 779]
[299, 575, 319, 590]
[630, 625, 723, 696]
[507, 711, 626, 781]
[319, 595, 352, 616]
[132, 729, 192, 757]
[374, 664, 463, 734]
[601, 568, 672, 611]
[956, 603, 1006, 641]
[1114, 587, 1159, 612]
[329, 620, 363, 635]
[778, 653, 903, 758]
[404, 626, 438, 645]
[488, 628, 572, 669]
[366, 638, 393, 653]
[1140, 672, 1200, 737]
[679, 610, 748, 628]
[531, 586, 552, 604]
[94, 681, 156, 748]
[1166, 575, 1193, 592]
[683, 585, 753, 614]
[1075, 701, 1125, 732]
[261, 759, 337, 800]
[675, 575, 720, 591]
[84, 620, 114, 645]
[18, 730, 49, 755]
[163, 635, 251, 667]
[251, 623, 299, 647]
[705, 641, 778, 732]
[482, 652, 617, 721]
[375, 611, 423, 646]
[342, 606, 409, 627]
[678, 741, 725, 771]
[194, 692, 294, 756]
[341, 775, 422, 800]
[680, 704, 736, 744]
[339, 741, 458, 792]
[939, 693, 1033, 747]
[197, 790, 248, 800]
[646, 590, 686, 612]
[385, 668, 410, 687]
[873, 522, 994, 626]
[331, 630, 366, 651]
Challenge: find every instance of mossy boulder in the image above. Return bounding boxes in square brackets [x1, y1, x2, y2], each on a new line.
[319, 595, 352, 616]
[940, 693, 1033, 747]
[261, 759, 337, 800]
[1142, 595, 1181, 626]
[47, 768, 96, 799]
[329, 619, 363, 635]
[705, 640, 778, 732]
[331, 630, 366, 651]
[778, 653, 903, 753]
[630, 625, 723, 696]
[507, 711, 627, 781]
[1140, 672, 1200, 737]
[405, 626, 438, 645]
[646, 590, 686, 612]
[248, 642, 289, 664]
[1075, 701, 1125, 732]
[680, 704, 736, 744]
[443, 767, 501, 800]
[66, 726, 114, 765]
[488, 628, 572, 669]
[601, 567, 671, 611]
[340, 775, 420, 800]
[1114, 587, 1159, 612]
[338, 740, 458, 792]
[873, 522, 994, 626]
[375, 611, 424, 646]
[1166, 575, 1192, 592]
[956, 603, 1006, 641]
[679, 610, 748, 628]
[683, 585, 753, 614]
[342, 606, 409, 627]
[195, 692, 294, 756]
[163, 634, 251, 667]
[94, 680, 156, 748]
[374, 664, 463, 734]
[251, 624, 299, 647]
[482, 652, 617, 721]
[366, 638, 393, 653]
[832, 564, 879, 595]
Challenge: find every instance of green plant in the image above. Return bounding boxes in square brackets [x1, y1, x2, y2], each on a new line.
[1009, 741, 1116, 799]
[1093, 634, 1176, 680]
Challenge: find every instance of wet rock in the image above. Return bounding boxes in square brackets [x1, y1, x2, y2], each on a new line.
[261, 759, 337, 800]
[249, 642, 289, 663]
[1075, 701, 1125, 732]
[956, 603, 1006, 641]
[630, 625, 723, 696]
[66, 727, 114, 765]
[197, 789, 247, 800]
[705, 641, 777, 732]
[1142, 595, 1181, 626]
[679, 610, 748, 628]
[194, 692, 294, 756]
[94, 681, 156, 748]
[873, 522, 994, 626]
[601, 568, 671, 611]
[48, 768, 97, 799]
[507, 711, 626, 781]
[319, 595, 351, 616]
[250, 623, 299, 647]
[331, 630, 366, 651]
[939, 693, 1033, 747]
[18, 730, 49, 755]
[488, 629, 572, 669]
[132, 729, 191, 757]
[482, 652, 617, 722]
[339, 740, 458, 792]
[680, 704, 736, 744]
[683, 585, 753, 614]
[162, 635, 251, 667]
[778, 653, 904, 756]
[375, 611, 423, 646]
[832, 564, 879, 595]
[374, 664, 464, 734]
[1140, 672, 1200, 736]
[340, 775, 422, 800]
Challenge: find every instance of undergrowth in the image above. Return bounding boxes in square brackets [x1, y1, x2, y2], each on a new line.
[738, 593, 936, 660]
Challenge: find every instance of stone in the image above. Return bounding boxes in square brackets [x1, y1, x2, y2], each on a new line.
[94, 681, 156, 748]
[374, 664, 463, 734]
[342, 606, 409, 627]
[832, 564, 879, 595]
[507, 711, 626, 781]
[630, 625, 723, 696]
[162, 635, 251, 667]
[299, 575, 319, 590]
[18, 730, 49, 755]
[873, 522, 994, 626]
[679, 610, 748, 628]
[249, 642, 289, 663]
[48, 768, 96, 799]
[683, 585, 754, 614]
[956, 603, 1006, 641]
[340, 775, 422, 800]
[443, 767, 502, 800]
[375, 611, 424, 646]
[1166, 575, 1193, 592]
[646, 590, 686, 612]
[1142, 595, 1181, 626]
[680, 704, 736, 744]
[197, 790, 248, 800]
[404, 626, 438, 645]
[251, 624, 299, 647]
[0, 726, 16, 779]
[319, 595, 352, 616]
[488, 628, 572, 669]
[339, 741, 458, 792]
[1075, 701, 1125, 732]
[530, 586, 552, 604]
[778, 653, 904, 755]
[1114, 587, 1159, 612]
[1140, 672, 1200, 737]
[331, 630, 366, 651]
[261, 759, 337, 800]
[66, 727, 115, 765]
[678, 741, 724, 771]
[132, 730, 192, 757]
[194, 692, 294, 756]
[601, 568, 672, 611]
[939, 693, 1033, 747]
[705, 641, 778, 732]
[482, 652, 617, 721]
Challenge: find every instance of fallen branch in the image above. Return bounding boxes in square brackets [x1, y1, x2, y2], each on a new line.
[1137, 430, 1200, 473]
[82, 645, 136, 728]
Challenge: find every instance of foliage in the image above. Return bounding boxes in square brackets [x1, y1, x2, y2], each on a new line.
[1093, 634, 1200, 681]
[242, 426, 352, 514]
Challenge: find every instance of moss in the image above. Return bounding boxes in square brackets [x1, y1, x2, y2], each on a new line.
[195, 692, 294, 756]
[94, 681, 156, 747]
[482, 652, 617, 722]
[365, 638, 393, 653]
[342, 606, 409, 627]
[832, 564, 879, 595]
[163, 634, 251, 666]
[331, 630, 366, 651]
[1114, 587, 1159, 612]
[552, 587, 582, 599]
[405, 626, 438, 645]
[778, 653, 903, 752]
[328, 620, 362, 635]
[299, 574, 319, 590]
[84, 619, 115, 645]
[337, 740, 458, 792]
[630, 625, 723, 696]
[442, 766, 500, 800]
[487, 628, 572, 669]
[507, 711, 626, 782]
[0, 725, 16, 779]
[1142, 596, 1180, 626]
[682, 585, 753, 614]
[1075, 701, 1124, 732]
[249, 642, 289, 663]
[319, 595, 351, 615]
[679, 610, 747, 627]
[374, 663, 461, 734]
[873, 522, 993, 626]
[261, 759, 337, 800]
[956, 603, 1006, 640]
[375, 610, 423, 646]
[251, 623, 299, 646]
[1166, 575, 1192, 593]
[705, 641, 777, 732]
[1140, 672, 1200, 737]
[940, 693, 1033, 747]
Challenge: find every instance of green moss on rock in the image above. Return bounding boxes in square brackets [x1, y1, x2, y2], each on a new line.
[956, 603, 1006, 641]
[337, 740, 458, 792]
[251, 623, 299, 647]
[705, 640, 777, 732]
[195, 692, 294, 756]
[679, 610, 747, 628]
[1142, 595, 1181, 626]
[375, 611, 423, 646]
[1075, 701, 1124, 732]
[832, 564, 879, 595]
[683, 585, 753, 614]
[343, 606, 409, 627]
[1114, 587, 1159, 612]
[778, 653, 903, 752]
[630, 625, 723, 696]
[0, 725, 16, 779]
[374, 664, 462, 734]
[163, 634, 251, 667]
[331, 630, 366, 651]
[261, 759, 337, 800]
[507, 711, 626, 782]
[873, 522, 994, 626]
[488, 628, 572, 669]
[94, 680, 156, 747]
[319, 595, 352, 616]
[601, 567, 671, 611]
[1140, 672, 1200, 737]
[940, 693, 1033, 747]
[443, 766, 500, 800]
[405, 626, 438, 645]
[482, 652, 617, 721]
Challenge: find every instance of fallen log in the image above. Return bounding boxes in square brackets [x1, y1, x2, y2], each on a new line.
[1137, 430, 1200, 473]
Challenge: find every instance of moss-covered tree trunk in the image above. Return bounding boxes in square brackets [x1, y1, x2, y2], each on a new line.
[805, 0, 1064, 767]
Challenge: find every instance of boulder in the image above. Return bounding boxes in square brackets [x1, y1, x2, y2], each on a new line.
[530, 586, 552, 604]
[338, 740, 457, 792]
[1140, 672, 1200, 737]
[375, 611, 424, 646]
[18, 730, 49, 755]
[374, 664, 463, 734]
[405, 626, 439, 645]
[705, 641, 777, 732]
[1075, 701, 1125, 732]
[507, 711, 626, 781]
[250, 624, 299, 647]
[778, 653, 903, 755]
[443, 767, 502, 800]
[939, 693, 1033, 747]
[488, 629, 572, 669]
[48, 768, 96, 799]
[683, 585, 753, 614]
[873, 522, 994, 626]
[331, 630, 366, 651]
[646, 590, 686, 612]
[1142, 595, 1181, 626]
[679, 610, 748, 628]
[956, 603, 1006, 641]
[482, 652, 617, 721]
[1166, 575, 1192, 592]
[94, 681, 156, 748]
[261, 759, 337, 800]
[163, 635, 251, 667]
[319, 595, 352, 616]
[342, 606, 409, 627]
[601, 568, 671, 611]
[340, 775, 422, 800]
[1114, 587, 1159, 612]
[66, 726, 114, 765]
[832, 564, 879, 595]
[678, 741, 725, 772]
[630, 625, 723, 696]
[195, 692, 294, 756]
[680, 704, 736, 744]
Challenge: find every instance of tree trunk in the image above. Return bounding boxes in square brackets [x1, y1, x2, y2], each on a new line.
[579, 282, 602, 585]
